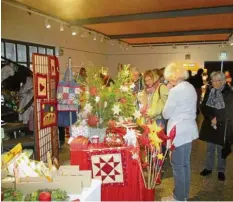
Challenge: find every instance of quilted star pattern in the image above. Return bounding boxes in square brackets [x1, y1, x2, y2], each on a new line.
[91, 153, 124, 184]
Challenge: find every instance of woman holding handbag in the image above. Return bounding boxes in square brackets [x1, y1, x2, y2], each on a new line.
[139, 69, 169, 184]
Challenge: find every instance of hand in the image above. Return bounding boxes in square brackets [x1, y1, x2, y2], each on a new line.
[211, 117, 217, 125]
[167, 83, 173, 90]
[140, 106, 148, 115]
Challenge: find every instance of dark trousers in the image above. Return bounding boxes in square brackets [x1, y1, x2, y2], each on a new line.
[58, 127, 65, 144]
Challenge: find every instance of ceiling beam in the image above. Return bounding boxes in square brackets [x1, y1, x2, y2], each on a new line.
[72, 6, 233, 25]
[130, 40, 227, 47]
[109, 29, 233, 39]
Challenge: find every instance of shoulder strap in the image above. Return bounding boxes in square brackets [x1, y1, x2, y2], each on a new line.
[158, 83, 165, 99]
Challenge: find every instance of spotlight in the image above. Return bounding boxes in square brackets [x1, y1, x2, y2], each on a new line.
[93, 33, 97, 41]
[184, 44, 189, 49]
[109, 40, 114, 46]
[72, 27, 78, 36]
[45, 18, 51, 29]
[231, 42, 233, 46]
[100, 36, 104, 43]
[60, 23, 64, 31]
[219, 43, 224, 48]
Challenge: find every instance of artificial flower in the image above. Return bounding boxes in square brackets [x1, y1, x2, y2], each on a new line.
[133, 110, 142, 119]
[112, 104, 121, 115]
[84, 103, 93, 113]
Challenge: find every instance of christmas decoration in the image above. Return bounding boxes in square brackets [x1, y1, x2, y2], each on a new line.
[91, 153, 124, 185]
[77, 64, 135, 128]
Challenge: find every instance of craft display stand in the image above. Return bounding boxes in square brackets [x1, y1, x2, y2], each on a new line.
[70, 142, 154, 201]
[32, 54, 59, 161]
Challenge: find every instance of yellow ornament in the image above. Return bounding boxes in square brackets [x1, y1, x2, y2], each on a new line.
[148, 122, 162, 149]
[157, 153, 164, 160]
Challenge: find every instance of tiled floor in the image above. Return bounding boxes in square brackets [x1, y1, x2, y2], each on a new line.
[59, 115, 233, 201]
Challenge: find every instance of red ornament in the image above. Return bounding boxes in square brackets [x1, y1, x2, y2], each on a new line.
[39, 192, 51, 201]
[108, 120, 116, 128]
[170, 144, 175, 151]
[119, 98, 127, 104]
[89, 86, 97, 96]
[87, 115, 99, 127]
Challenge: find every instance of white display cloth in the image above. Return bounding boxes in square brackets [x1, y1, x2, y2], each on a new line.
[68, 179, 102, 202]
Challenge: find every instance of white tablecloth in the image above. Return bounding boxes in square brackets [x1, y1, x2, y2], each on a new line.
[68, 179, 102, 202]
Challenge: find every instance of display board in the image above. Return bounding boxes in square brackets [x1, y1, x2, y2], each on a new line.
[32, 53, 59, 161]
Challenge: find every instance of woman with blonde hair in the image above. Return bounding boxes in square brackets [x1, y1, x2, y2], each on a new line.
[161, 63, 198, 201]
[139, 69, 169, 184]
[140, 70, 168, 125]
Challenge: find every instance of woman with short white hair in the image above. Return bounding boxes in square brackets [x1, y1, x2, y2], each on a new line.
[199, 71, 233, 181]
[161, 63, 198, 201]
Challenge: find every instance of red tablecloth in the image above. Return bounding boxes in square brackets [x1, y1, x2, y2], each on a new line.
[70, 143, 154, 201]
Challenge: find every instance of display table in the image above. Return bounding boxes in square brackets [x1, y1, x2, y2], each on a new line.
[70, 143, 154, 201]
[69, 179, 101, 202]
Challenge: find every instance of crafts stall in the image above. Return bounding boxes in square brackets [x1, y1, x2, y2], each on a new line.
[69, 64, 176, 201]
[1, 143, 101, 201]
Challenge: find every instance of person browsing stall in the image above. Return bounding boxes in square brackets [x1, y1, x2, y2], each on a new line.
[161, 63, 198, 201]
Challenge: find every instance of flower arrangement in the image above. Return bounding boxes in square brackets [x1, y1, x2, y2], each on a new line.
[79, 64, 136, 128]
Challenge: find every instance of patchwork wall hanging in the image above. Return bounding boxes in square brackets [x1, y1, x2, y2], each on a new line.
[49, 56, 59, 80]
[40, 100, 57, 129]
[36, 73, 47, 99]
[90, 151, 127, 186]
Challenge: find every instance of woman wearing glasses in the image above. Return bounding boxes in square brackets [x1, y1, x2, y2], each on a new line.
[200, 71, 233, 181]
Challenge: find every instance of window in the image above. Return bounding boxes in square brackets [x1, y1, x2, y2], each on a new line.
[29, 46, 37, 62]
[17, 44, 27, 62]
[6, 43, 16, 61]
[1, 39, 55, 69]
[1, 42, 4, 57]
[38, 47, 45, 54]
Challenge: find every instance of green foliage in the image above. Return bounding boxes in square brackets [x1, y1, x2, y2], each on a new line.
[84, 64, 136, 127]
[2, 188, 24, 201]
[24, 189, 68, 201]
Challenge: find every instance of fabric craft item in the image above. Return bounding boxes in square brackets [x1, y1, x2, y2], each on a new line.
[71, 120, 89, 138]
[57, 67, 80, 111]
[57, 111, 77, 127]
[91, 153, 124, 185]
[206, 86, 225, 109]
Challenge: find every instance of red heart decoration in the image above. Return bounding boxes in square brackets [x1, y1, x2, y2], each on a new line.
[39, 83, 45, 92]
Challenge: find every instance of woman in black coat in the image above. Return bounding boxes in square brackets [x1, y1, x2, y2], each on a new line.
[199, 71, 233, 181]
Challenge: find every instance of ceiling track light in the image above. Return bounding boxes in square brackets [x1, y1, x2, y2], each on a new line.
[93, 33, 97, 41]
[100, 35, 104, 43]
[72, 26, 78, 36]
[45, 18, 51, 29]
[172, 44, 177, 49]
[60, 23, 64, 31]
[109, 40, 114, 46]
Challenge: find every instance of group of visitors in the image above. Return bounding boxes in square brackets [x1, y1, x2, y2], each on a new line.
[130, 64, 232, 201]
[74, 64, 232, 201]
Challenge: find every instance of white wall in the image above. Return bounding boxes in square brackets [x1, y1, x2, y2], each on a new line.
[107, 44, 233, 76]
[1, 4, 108, 74]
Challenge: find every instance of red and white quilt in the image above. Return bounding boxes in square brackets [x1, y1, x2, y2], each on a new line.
[91, 153, 124, 185]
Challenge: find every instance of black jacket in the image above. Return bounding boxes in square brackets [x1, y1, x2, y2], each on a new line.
[199, 84, 233, 158]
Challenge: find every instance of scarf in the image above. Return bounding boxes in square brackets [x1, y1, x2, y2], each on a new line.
[206, 85, 225, 109]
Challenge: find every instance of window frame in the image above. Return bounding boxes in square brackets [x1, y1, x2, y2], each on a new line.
[1, 38, 55, 68]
